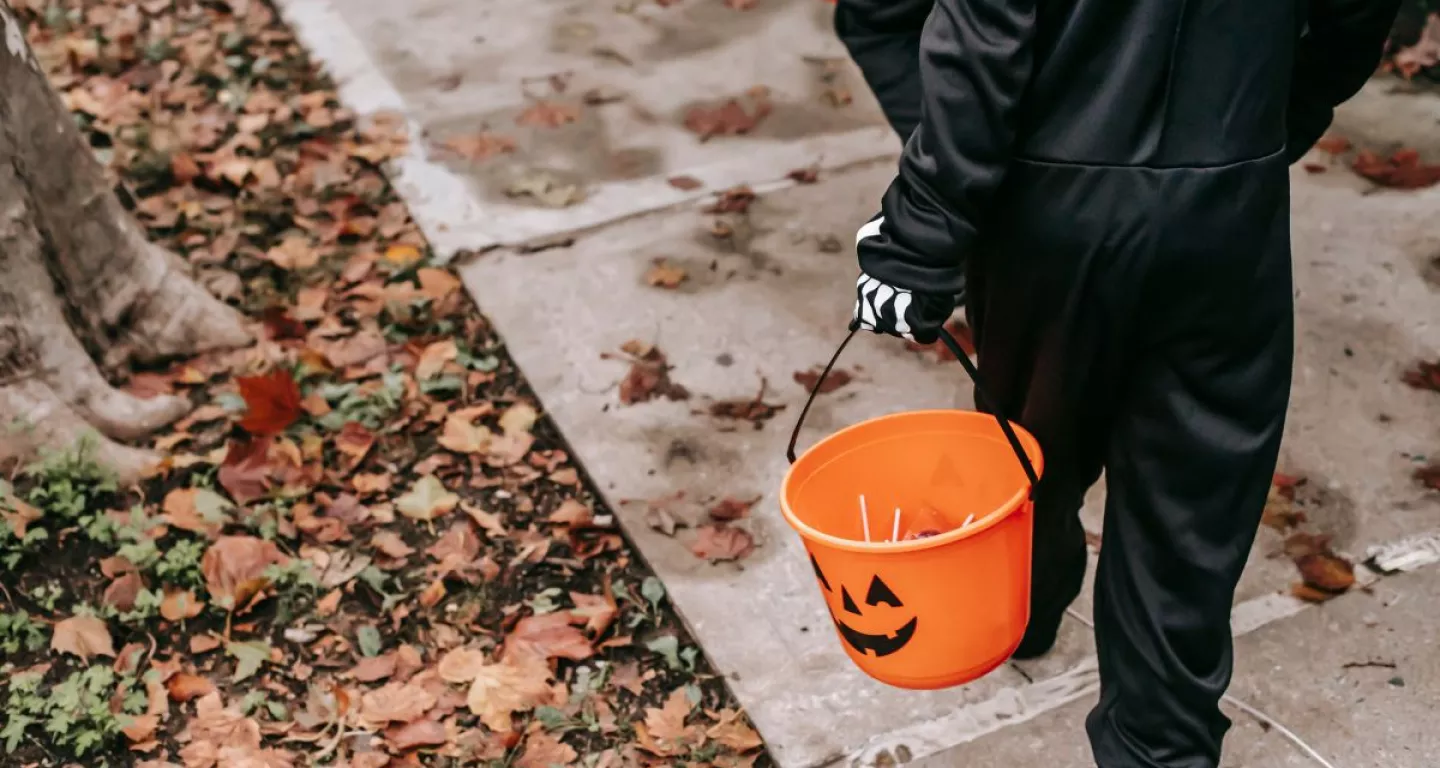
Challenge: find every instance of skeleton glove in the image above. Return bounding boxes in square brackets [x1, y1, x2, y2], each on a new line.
[851, 214, 958, 344]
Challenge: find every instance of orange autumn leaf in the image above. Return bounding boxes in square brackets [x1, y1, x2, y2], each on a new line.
[236, 369, 302, 436]
[504, 612, 594, 662]
[637, 687, 698, 756]
[516, 99, 581, 129]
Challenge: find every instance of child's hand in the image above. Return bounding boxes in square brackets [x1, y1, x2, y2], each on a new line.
[852, 215, 957, 344]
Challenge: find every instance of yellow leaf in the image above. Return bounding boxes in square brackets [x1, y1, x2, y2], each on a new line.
[438, 647, 488, 683]
[384, 244, 424, 268]
[498, 403, 538, 437]
[396, 475, 460, 521]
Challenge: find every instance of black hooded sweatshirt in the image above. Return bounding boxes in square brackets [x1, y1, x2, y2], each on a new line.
[835, 0, 1401, 297]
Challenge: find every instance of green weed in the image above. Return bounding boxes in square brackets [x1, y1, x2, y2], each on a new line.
[1, 665, 144, 759]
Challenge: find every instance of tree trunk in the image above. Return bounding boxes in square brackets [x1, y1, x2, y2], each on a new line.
[0, 2, 251, 481]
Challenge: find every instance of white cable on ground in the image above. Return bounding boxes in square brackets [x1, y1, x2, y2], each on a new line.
[1061, 607, 1337, 768]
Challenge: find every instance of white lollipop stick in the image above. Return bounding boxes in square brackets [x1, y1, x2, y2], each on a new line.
[859, 495, 871, 542]
[961, 513, 976, 529]
[892, 508, 901, 542]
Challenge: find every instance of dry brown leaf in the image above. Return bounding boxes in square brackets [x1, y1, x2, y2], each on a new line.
[504, 612, 594, 661]
[645, 261, 687, 289]
[161, 588, 205, 622]
[548, 499, 593, 527]
[335, 421, 376, 466]
[103, 572, 144, 612]
[516, 99, 581, 128]
[438, 414, 493, 454]
[51, 615, 116, 660]
[371, 530, 415, 558]
[415, 339, 458, 380]
[123, 713, 160, 744]
[499, 402, 539, 436]
[437, 647, 489, 684]
[684, 89, 772, 140]
[360, 681, 438, 727]
[517, 730, 579, 768]
[387, 718, 449, 751]
[466, 652, 554, 731]
[691, 524, 755, 562]
[569, 590, 618, 637]
[667, 175, 704, 190]
[793, 366, 852, 394]
[201, 535, 289, 609]
[616, 342, 689, 404]
[351, 653, 399, 683]
[440, 131, 518, 161]
[637, 687, 697, 756]
[418, 578, 448, 608]
[167, 673, 217, 703]
[262, 235, 320, 271]
[707, 708, 763, 751]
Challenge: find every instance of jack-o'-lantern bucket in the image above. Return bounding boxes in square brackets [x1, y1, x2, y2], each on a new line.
[781, 327, 1043, 690]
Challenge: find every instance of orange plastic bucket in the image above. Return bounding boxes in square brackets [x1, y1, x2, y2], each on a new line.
[781, 328, 1044, 690]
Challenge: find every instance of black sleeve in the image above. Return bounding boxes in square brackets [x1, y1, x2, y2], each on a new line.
[1286, 0, 1402, 162]
[856, 0, 1036, 295]
[833, 0, 935, 139]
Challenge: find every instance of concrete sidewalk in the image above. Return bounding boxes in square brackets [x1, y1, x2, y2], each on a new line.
[273, 0, 1440, 764]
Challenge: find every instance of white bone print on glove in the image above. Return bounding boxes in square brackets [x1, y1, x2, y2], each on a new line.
[851, 215, 955, 344]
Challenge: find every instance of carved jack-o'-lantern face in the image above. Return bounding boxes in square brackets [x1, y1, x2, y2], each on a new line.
[811, 554, 917, 657]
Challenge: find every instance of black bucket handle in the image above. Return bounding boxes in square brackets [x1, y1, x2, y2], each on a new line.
[785, 325, 1040, 498]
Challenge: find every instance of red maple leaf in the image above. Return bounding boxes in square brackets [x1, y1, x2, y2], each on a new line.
[236, 369, 302, 436]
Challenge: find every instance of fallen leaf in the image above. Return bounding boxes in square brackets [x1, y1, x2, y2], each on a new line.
[1402, 359, 1440, 392]
[1417, 462, 1440, 491]
[418, 579, 447, 607]
[645, 261, 687, 288]
[466, 652, 554, 731]
[615, 342, 689, 404]
[226, 640, 272, 682]
[703, 185, 756, 214]
[236, 369, 303, 436]
[440, 131, 518, 161]
[793, 366, 852, 394]
[1285, 532, 1356, 597]
[190, 634, 223, 654]
[1392, 12, 1440, 78]
[506, 168, 587, 207]
[415, 339, 458, 380]
[505, 612, 595, 662]
[1314, 135, 1352, 155]
[787, 166, 820, 184]
[708, 497, 758, 522]
[103, 572, 144, 612]
[691, 524, 755, 562]
[52, 615, 116, 659]
[516, 99, 581, 128]
[159, 587, 204, 622]
[569, 590, 618, 637]
[383, 243, 424, 269]
[371, 530, 415, 558]
[499, 402, 539, 436]
[201, 535, 289, 608]
[262, 235, 320, 271]
[436, 647, 488, 685]
[548, 499, 593, 527]
[439, 413, 493, 454]
[684, 88, 772, 141]
[218, 438, 273, 505]
[167, 673, 217, 703]
[1352, 148, 1440, 189]
[637, 687, 696, 756]
[396, 475, 460, 521]
[709, 378, 784, 425]
[667, 175, 703, 191]
[0, 495, 40, 538]
[351, 653, 399, 683]
[122, 713, 160, 744]
[163, 487, 233, 537]
[707, 708, 764, 752]
[517, 730, 579, 768]
[334, 421, 377, 468]
[361, 681, 438, 727]
[388, 718, 448, 751]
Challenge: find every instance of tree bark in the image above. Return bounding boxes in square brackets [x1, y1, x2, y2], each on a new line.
[0, 2, 251, 480]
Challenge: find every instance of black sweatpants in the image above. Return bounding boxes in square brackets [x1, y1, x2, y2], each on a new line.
[967, 156, 1294, 766]
[835, 2, 1296, 763]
